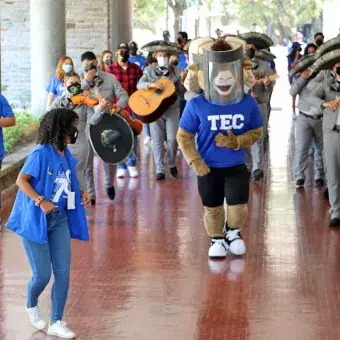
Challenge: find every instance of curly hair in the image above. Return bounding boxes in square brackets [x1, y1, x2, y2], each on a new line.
[37, 108, 79, 151]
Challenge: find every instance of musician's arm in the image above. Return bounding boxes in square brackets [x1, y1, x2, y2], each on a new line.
[81, 78, 91, 91]
[46, 97, 60, 111]
[87, 105, 107, 126]
[112, 76, 128, 109]
[46, 93, 55, 109]
[137, 69, 152, 90]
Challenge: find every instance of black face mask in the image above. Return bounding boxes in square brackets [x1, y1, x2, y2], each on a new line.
[68, 126, 78, 144]
[130, 47, 137, 56]
[178, 38, 183, 44]
[246, 48, 255, 59]
[104, 58, 112, 66]
[67, 83, 82, 96]
[119, 51, 129, 63]
[84, 63, 97, 73]
[336, 67, 340, 76]
[171, 60, 179, 66]
[315, 40, 323, 47]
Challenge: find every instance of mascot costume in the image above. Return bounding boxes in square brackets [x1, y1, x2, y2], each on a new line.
[177, 39, 263, 258]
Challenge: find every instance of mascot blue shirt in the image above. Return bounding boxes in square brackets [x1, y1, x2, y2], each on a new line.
[179, 93, 263, 168]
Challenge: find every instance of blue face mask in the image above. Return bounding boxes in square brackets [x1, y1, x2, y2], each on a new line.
[62, 64, 73, 74]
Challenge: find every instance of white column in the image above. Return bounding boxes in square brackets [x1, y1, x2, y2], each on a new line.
[109, 0, 133, 50]
[30, 0, 66, 116]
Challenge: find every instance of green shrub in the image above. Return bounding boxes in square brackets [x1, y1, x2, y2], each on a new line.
[4, 110, 41, 154]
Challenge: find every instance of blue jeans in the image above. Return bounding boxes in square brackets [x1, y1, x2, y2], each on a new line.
[23, 210, 71, 321]
[118, 135, 138, 169]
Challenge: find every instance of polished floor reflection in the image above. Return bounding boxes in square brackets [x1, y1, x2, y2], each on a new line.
[1, 49, 339, 340]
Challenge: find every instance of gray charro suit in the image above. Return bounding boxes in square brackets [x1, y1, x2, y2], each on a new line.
[81, 70, 129, 198]
[137, 65, 181, 174]
[249, 58, 275, 173]
[309, 75, 340, 219]
[289, 76, 324, 181]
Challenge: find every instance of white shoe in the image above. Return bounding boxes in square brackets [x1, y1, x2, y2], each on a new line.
[225, 228, 246, 256]
[128, 166, 139, 178]
[116, 168, 126, 178]
[144, 136, 151, 145]
[208, 238, 228, 258]
[47, 321, 76, 339]
[26, 305, 47, 330]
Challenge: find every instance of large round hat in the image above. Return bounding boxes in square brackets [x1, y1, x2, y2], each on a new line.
[239, 32, 274, 50]
[89, 114, 134, 165]
[255, 49, 276, 61]
[289, 54, 317, 76]
[187, 37, 214, 65]
[311, 49, 340, 72]
[141, 40, 181, 54]
[314, 36, 340, 58]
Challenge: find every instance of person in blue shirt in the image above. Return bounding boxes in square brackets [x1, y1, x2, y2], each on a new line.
[128, 41, 146, 70]
[177, 39, 263, 259]
[0, 94, 16, 167]
[7, 108, 91, 339]
[46, 56, 75, 107]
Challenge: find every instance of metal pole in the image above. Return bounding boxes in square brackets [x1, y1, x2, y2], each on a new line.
[166, 0, 169, 30]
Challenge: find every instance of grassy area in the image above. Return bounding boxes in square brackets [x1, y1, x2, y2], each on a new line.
[4, 110, 40, 154]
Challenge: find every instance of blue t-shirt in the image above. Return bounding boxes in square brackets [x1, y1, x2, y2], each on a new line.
[21, 152, 71, 210]
[129, 55, 146, 69]
[179, 94, 263, 168]
[0, 95, 15, 161]
[178, 53, 188, 72]
[46, 75, 64, 97]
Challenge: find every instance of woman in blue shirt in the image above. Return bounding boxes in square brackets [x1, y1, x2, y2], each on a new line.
[7, 108, 91, 339]
[46, 56, 75, 107]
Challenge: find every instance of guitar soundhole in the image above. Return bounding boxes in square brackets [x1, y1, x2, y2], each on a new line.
[155, 88, 163, 95]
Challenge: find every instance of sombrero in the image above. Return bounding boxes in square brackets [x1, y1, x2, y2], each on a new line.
[289, 54, 316, 76]
[255, 49, 277, 61]
[239, 32, 274, 49]
[314, 36, 340, 58]
[141, 40, 181, 54]
[311, 49, 340, 72]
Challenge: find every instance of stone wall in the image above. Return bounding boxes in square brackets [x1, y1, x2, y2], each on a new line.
[1, 0, 110, 107]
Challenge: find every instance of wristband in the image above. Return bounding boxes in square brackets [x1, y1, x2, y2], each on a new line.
[34, 195, 45, 207]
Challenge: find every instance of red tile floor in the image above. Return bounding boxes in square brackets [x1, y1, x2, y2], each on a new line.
[1, 49, 339, 340]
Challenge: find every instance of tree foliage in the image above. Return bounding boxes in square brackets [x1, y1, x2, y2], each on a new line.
[133, 0, 166, 33]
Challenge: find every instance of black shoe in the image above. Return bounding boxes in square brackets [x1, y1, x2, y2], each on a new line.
[91, 199, 96, 206]
[296, 179, 305, 188]
[156, 173, 165, 181]
[253, 169, 264, 182]
[170, 167, 178, 178]
[106, 186, 116, 201]
[329, 218, 340, 227]
[324, 188, 329, 200]
[315, 178, 324, 187]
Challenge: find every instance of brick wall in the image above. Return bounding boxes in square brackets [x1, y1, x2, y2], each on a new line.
[1, 0, 110, 107]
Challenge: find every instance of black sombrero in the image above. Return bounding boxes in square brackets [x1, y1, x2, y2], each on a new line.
[315, 37, 340, 58]
[311, 49, 340, 72]
[141, 40, 182, 54]
[289, 54, 317, 76]
[239, 32, 274, 49]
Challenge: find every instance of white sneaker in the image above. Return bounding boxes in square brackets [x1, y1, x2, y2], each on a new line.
[208, 238, 228, 258]
[128, 166, 139, 178]
[116, 168, 126, 178]
[47, 321, 76, 339]
[26, 305, 47, 330]
[225, 228, 246, 256]
[144, 136, 151, 145]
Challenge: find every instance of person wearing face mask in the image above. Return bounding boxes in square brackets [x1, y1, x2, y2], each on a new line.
[137, 41, 183, 180]
[6, 108, 91, 339]
[314, 32, 325, 48]
[48, 74, 108, 199]
[100, 50, 113, 71]
[240, 32, 275, 182]
[128, 41, 146, 70]
[289, 55, 325, 189]
[309, 51, 340, 226]
[46, 56, 75, 108]
[80, 51, 129, 203]
[106, 44, 143, 179]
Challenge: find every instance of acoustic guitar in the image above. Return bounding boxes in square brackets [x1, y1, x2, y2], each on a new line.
[129, 78, 179, 124]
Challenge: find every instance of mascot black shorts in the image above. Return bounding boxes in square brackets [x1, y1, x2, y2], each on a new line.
[197, 164, 249, 207]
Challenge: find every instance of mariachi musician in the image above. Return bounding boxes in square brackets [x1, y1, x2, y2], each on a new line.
[137, 40, 183, 181]
[48, 73, 107, 203]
